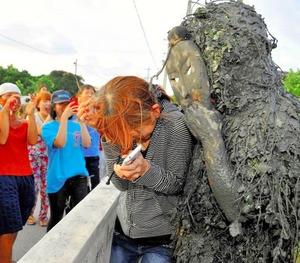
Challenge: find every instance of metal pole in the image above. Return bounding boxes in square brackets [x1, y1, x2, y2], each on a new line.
[74, 59, 80, 90]
[146, 67, 151, 81]
[74, 59, 78, 76]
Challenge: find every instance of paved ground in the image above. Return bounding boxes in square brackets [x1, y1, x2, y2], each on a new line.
[13, 197, 48, 262]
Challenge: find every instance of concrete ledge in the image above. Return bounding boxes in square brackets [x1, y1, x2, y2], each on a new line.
[19, 181, 119, 263]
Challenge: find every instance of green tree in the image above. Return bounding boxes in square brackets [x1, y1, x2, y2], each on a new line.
[0, 65, 85, 96]
[33, 75, 55, 93]
[283, 69, 300, 98]
[0, 65, 35, 95]
[49, 70, 84, 95]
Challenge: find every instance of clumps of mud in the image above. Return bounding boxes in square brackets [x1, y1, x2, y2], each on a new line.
[172, 1, 300, 262]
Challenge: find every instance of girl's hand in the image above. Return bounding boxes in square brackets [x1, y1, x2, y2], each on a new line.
[61, 102, 78, 120]
[114, 153, 150, 181]
[77, 98, 91, 120]
[77, 98, 98, 126]
[25, 97, 37, 117]
[3, 95, 21, 112]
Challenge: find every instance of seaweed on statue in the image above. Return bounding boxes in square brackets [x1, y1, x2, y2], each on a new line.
[165, 1, 300, 262]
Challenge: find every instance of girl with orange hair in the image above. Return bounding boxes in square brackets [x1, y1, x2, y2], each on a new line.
[27, 90, 52, 227]
[79, 76, 193, 262]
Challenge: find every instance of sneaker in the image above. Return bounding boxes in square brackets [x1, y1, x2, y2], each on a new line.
[27, 215, 36, 225]
[39, 219, 48, 227]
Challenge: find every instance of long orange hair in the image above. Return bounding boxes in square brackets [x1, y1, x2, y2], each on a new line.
[94, 76, 157, 154]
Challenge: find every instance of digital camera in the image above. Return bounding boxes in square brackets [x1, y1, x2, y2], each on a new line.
[20, 96, 31, 105]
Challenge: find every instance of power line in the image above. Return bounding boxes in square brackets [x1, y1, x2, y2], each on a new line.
[77, 63, 108, 80]
[132, 0, 158, 69]
[0, 32, 53, 55]
[0, 32, 105, 84]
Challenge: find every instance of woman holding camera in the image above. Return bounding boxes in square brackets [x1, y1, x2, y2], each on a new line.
[0, 83, 38, 263]
[41, 89, 91, 231]
[79, 76, 193, 263]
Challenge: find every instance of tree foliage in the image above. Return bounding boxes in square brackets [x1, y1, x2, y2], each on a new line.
[0, 65, 33, 94]
[49, 70, 84, 95]
[283, 70, 300, 98]
[33, 75, 55, 93]
[0, 65, 84, 95]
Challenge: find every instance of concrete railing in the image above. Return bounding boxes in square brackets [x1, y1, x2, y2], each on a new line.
[19, 181, 120, 263]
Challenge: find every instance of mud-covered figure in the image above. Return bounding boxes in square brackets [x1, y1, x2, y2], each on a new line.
[165, 1, 300, 262]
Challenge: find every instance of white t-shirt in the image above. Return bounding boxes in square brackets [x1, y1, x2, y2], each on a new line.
[34, 112, 45, 128]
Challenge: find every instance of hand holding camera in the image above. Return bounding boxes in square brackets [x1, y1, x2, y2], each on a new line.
[2, 95, 20, 112]
[9, 98, 18, 110]
[69, 97, 79, 113]
[121, 144, 142, 166]
[113, 144, 150, 181]
[69, 97, 79, 108]
[60, 97, 79, 120]
[25, 95, 37, 117]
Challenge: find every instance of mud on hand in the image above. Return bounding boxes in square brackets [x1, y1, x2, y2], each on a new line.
[184, 102, 222, 143]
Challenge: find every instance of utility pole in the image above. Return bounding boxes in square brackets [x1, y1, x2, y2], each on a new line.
[74, 59, 78, 76]
[145, 67, 151, 81]
[73, 59, 80, 90]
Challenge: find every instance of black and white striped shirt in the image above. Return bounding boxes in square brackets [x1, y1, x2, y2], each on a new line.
[102, 102, 193, 238]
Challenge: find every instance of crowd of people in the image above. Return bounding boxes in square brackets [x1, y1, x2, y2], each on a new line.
[0, 76, 193, 263]
[0, 83, 103, 263]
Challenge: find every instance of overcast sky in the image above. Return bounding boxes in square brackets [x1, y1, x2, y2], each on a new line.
[1, 0, 299, 90]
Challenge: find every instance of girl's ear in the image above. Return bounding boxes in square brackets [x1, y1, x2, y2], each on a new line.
[151, 103, 161, 118]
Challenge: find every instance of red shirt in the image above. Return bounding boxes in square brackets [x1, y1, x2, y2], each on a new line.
[0, 121, 33, 176]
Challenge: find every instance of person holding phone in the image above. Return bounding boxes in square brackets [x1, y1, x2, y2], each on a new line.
[0, 83, 38, 263]
[78, 76, 193, 263]
[41, 89, 91, 231]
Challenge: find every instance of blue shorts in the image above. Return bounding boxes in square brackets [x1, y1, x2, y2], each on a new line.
[0, 175, 35, 235]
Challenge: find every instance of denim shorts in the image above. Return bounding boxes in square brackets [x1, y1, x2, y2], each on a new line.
[0, 175, 35, 235]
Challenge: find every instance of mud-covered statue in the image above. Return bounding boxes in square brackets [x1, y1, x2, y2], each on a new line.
[165, 1, 299, 262]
